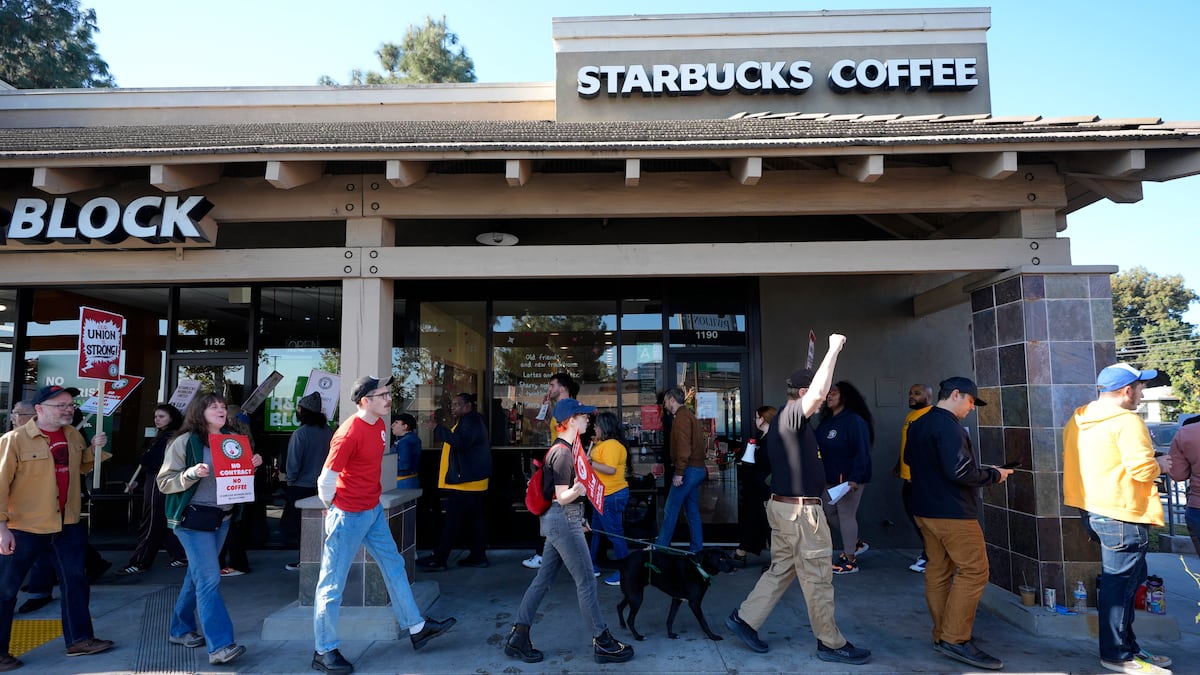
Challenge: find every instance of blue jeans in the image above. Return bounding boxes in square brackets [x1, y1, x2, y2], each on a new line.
[314, 504, 423, 654]
[0, 523, 94, 650]
[1186, 507, 1200, 562]
[516, 502, 607, 636]
[590, 488, 630, 566]
[172, 519, 235, 654]
[1090, 515, 1148, 662]
[656, 466, 707, 552]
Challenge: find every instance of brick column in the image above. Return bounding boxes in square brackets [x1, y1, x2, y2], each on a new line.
[970, 269, 1117, 606]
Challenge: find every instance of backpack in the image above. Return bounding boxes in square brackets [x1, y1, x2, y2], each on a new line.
[525, 439, 570, 516]
[524, 458, 553, 516]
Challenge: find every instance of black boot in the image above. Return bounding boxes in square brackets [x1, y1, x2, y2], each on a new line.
[504, 624, 544, 663]
[593, 628, 634, 664]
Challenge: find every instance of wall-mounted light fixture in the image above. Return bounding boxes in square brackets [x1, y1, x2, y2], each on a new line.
[475, 232, 519, 246]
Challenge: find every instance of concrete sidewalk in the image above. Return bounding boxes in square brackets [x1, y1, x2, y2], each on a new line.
[11, 547, 1199, 674]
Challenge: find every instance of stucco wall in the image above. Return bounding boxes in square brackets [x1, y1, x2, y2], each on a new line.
[759, 273, 975, 549]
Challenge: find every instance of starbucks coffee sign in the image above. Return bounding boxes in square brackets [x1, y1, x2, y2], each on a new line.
[2, 195, 217, 248]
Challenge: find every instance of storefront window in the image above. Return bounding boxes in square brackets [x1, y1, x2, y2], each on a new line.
[668, 312, 746, 347]
[258, 285, 341, 431]
[175, 287, 252, 353]
[0, 290, 14, 424]
[393, 301, 486, 448]
[493, 300, 618, 447]
[620, 302, 664, 449]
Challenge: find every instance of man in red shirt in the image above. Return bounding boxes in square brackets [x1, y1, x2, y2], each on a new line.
[0, 385, 114, 670]
[311, 375, 456, 674]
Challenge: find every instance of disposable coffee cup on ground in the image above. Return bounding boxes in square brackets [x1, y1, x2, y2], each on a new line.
[1019, 585, 1036, 606]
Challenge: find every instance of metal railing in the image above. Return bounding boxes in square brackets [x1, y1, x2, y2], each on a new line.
[1161, 473, 1189, 535]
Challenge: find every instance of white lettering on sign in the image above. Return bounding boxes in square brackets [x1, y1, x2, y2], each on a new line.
[2, 195, 214, 245]
[577, 57, 975, 98]
[578, 60, 814, 97]
[828, 57, 977, 92]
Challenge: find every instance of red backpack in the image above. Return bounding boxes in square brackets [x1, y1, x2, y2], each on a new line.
[525, 439, 570, 516]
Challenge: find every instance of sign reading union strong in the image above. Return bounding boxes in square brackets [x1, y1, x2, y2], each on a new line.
[1, 195, 216, 248]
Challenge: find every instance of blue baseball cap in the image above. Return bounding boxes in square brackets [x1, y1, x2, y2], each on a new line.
[553, 398, 595, 421]
[1097, 363, 1157, 393]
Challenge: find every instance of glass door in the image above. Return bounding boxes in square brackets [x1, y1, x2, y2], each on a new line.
[664, 352, 747, 544]
[171, 358, 249, 405]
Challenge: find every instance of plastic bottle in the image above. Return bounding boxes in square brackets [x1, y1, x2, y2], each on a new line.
[1073, 580, 1087, 613]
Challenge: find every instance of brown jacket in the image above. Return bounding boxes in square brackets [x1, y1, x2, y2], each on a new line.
[0, 420, 95, 533]
[670, 405, 707, 474]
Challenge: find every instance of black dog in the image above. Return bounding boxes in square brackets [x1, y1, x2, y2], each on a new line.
[616, 547, 736, 641]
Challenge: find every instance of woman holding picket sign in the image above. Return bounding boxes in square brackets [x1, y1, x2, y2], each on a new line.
[505, 398, 635, 666]
[158, 392, 263, 666]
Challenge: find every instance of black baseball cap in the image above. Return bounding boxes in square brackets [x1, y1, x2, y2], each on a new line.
[32, 385, 80, 406]
[786, 369, 814, 389]
[351, 375, 393, 403]
[940, 376, 988, 406]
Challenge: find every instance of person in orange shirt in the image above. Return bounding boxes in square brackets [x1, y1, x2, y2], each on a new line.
[895, 383, 933, 573]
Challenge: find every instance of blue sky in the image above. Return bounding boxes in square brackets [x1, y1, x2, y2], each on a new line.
[85, 0, 1199, 315]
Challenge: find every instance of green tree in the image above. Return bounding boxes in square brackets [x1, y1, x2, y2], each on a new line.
[318, 16, 475, 85]
[1112, 266, 1200, 417]
[0, 0, 114, 88]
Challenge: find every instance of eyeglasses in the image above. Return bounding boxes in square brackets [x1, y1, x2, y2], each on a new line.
[365, 392, 392, 400]
[40, 402, 77, 410]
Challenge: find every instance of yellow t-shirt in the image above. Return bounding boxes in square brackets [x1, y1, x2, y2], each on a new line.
[436, 422, 489, 492]
[589, 438, 628, 495]
[898, 405, 932, 481]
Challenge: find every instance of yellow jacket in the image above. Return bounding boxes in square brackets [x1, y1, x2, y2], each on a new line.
[1062, 399, 1163, 526]
[0, 420, 95, 533]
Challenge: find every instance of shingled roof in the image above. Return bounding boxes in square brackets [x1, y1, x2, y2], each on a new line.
[1, 114, 1197, 161]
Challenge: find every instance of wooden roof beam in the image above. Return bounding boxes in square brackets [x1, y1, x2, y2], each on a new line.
[266, 161, 325, 189]
[150, 164, 222, 192]
[1141, 149, 1200, 181]
[1072, 176, 1144, 204]
[730, 157, 762, 185]
[836, 155, 883, 183]
[32, 167, 112, 194]
[950, 151, 1017, 180]
[625, 159, 640, 187]
[1059, 149, 1145, 177]
[386, 160, 428, 187]
[506, 159, 531, 186]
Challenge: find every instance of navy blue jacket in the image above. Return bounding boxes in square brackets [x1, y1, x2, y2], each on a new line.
[815, 410, 872, 485]
[434, 411, 492, 484]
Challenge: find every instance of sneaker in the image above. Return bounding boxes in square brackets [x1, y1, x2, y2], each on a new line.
[167, 559, 188, 569]
[416, 555, 447, 572]
[65, 638, 114, 657]
[854, 540, 870, 556]
[593, 568, 602, 578]
[817, 640, 871, 665]
[285, 561, 301, 572]
[604, 571, 621, 586]
[725, 610, 768, 653]
[0, 654, 22, 672]
[909, 555, 927, 573]
[311, 648, 354, 673]
[168, 631, 204, 648]
[832, 553, 859, 575]
[208, 643, 245, 665]
[935, 640, 1003, 670]
[116, 565, 146, 576]
[522, 554, 542, 569]
[411, 617, 456, 651]
[1136, 649, 1173, 669]
[219, 567, 245, 577]
[1101, 655, 1172, 674]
